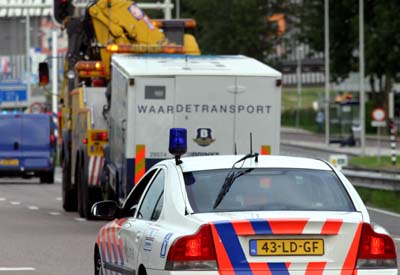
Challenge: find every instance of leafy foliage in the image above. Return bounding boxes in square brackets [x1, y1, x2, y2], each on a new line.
[300, 0, 400, 97]
[299, 1, 358, 82]
[180, 0, 294, 62]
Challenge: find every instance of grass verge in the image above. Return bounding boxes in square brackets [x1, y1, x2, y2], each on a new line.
[349, 155, 400, 171]
[355, 186, 400, 213]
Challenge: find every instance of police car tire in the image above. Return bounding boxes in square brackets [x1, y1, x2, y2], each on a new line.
[94, 247, 103, 275]
[62, 157, 77, 212]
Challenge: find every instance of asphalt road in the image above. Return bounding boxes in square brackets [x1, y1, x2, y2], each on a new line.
[0, 169, 105, 275]
[0, 167, 398, 274]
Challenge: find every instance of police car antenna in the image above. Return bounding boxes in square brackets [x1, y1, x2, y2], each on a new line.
[250, 132, 258, 162]
[234, 143, 237, 155]
[250, 133, 253, 154]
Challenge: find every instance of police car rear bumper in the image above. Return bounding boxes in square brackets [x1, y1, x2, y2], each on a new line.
[147, 270, 219, 275]
[146, 269, 398, 274]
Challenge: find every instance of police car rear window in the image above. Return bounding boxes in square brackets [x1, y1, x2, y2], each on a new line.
[184, 168, 355, 213]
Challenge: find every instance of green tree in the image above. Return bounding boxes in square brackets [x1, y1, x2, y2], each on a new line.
[300, 0, 400, 108]
[300, 1, 358, 82]
[180, 0, 294, 62]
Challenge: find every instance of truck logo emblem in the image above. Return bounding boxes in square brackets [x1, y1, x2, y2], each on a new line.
[193, 128, 215, 147]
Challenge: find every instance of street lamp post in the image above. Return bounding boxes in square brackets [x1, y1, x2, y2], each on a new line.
[296, 45, 303, 129]
[359, 0, 366, 155]
[25, 12, 31, 105]
[324, 0, 330, 145]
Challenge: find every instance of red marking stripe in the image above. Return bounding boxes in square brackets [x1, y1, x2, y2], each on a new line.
[249, 262, 272, 274]
[134, 145, 146, 185]
[321, 219, 343, 235]
[268, 219, 308, 234]
[96, 158, 104, 186]
[89, 156, 97, 186]
[341, 223, 362, 274]
[305, 262, 327, 275]
[231, 220, 255, 235]
[260, 145, 271, 155]
[210, 224, 234, 274]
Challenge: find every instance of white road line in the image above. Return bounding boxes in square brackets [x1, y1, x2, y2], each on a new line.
[0, 198, 6, 201]
[367, 206, 400, 218]
[0, 267, 35, 271]
[27, 206, 39, 210]
[56, 197, 62, 201]
[10, 201, 20, 206]
[49, 212, 61, 216]
[74, 218, 86, 222]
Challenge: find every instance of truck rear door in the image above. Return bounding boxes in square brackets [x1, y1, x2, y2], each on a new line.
[132, 77, 175, 161]
[174, 75, 236, 155]
[234, 76, 281, 155]
[21, 115, 52, 169]
[0, 114, 22, 167]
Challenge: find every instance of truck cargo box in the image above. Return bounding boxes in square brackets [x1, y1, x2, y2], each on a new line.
[108, 54, 282, 196]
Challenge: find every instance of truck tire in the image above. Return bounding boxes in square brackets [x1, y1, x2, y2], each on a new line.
[40, 170, 54, 184]
[77, 158, 85, 218]
[78, 157, 102, 220]
[62, 157, 77, 212]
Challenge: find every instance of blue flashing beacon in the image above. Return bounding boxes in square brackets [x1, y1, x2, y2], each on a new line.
[169, 128, 187, 159]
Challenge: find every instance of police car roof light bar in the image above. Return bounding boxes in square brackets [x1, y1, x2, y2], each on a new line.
[169, 128, 187, 165]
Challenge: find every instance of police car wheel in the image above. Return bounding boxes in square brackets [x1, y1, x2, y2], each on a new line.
[94, 248, 103, 275]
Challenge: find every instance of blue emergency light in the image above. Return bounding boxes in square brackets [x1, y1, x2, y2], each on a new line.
[169, 128, 187, 161]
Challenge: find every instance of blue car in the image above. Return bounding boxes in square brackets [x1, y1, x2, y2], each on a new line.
[0, 113, 56, 183]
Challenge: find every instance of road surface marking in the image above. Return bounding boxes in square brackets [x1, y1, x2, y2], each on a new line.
[56, 197, 62, 201]
[367, 206, 400, 218]
[49, 212, 61, 216]
[0, 198, 6, 201]
[74, 218, 86, 222]
[28, 206, 39, 210]
[0, 267, 35, 271]
[10, 201, 20, 205]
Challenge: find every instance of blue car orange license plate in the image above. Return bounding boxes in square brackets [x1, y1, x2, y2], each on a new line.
[0, 159, 19, 166]
[249, 239, 324, 256]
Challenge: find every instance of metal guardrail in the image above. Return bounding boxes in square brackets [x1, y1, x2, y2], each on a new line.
[342, 168, 400, 191]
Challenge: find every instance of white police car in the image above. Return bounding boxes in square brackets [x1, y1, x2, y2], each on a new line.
[92, 129, 398, 275]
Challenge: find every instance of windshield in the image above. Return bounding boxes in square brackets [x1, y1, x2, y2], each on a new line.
[184, 168, 355, 213]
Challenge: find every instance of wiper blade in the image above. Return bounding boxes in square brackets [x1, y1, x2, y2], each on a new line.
[213, 153, 258, 209]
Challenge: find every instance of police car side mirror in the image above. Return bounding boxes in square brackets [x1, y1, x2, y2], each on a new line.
[91, 200, 120, 220]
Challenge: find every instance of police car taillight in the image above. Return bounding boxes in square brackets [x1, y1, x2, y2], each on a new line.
[356, 223, 397, 269]
[165, 225, 217, 271]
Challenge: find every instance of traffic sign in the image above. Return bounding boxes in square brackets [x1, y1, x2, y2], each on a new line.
[371, 120, 386, 127]
[329, 154, 348, 170]
[371, 107, 386, 121]
[0, 82, 27, 102]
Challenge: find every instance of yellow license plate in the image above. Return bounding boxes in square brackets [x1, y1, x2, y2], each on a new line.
[0, 159, 19, 166]
[250, 239, 324, 256]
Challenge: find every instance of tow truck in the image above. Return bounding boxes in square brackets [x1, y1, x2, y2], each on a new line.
[41, 0, 200, 218]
